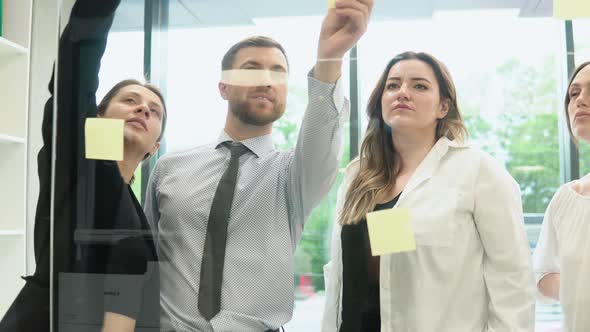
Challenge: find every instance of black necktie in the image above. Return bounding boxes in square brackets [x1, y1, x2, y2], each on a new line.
[198, 141, 249, 320]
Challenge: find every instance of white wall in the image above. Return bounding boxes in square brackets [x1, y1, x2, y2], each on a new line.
[26, 0, 76, 273]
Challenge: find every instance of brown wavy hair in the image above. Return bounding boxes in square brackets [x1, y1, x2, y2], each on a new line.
[339, 51, 468, 225]
[221, 36, 289, 70]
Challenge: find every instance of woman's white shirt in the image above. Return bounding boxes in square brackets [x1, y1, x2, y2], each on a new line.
[533, 181, 590, 332]
[321, 137, 535, 332]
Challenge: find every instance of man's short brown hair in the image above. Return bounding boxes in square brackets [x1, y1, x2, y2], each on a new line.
[221, 36, 289, 71]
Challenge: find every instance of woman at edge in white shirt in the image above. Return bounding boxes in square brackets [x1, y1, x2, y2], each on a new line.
[533, 60, 590, 331]
[321, 51, 535, 332]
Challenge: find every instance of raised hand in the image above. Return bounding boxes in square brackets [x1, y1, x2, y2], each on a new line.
[317, 0, 374, 61]
[314, 0, 374, 82]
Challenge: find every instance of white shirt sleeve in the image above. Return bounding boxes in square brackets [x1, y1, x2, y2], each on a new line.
[532, 191, 561, 304]
[473, 154, 536, 332]
[287, 71, 350, 235]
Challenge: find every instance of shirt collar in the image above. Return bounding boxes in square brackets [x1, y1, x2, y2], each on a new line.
[432, 136, 470, 158]
[215, 130, 275, 158]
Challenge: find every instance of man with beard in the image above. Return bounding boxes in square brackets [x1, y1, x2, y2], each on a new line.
[145, 1, 373, 331]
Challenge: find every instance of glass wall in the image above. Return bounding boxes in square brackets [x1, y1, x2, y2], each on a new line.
[155, 6, 583, 330]
[48, 3, 590, 332]
[53, 1, 154, 331]
[2, 0, 589, 330]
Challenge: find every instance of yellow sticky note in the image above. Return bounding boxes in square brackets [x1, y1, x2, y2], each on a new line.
[221, 69, 288, 86]
[85, 118, 124, 161]
[366, 208, 416, 256]
[553, 0, 590, 19]
[328, 0, 336, 9]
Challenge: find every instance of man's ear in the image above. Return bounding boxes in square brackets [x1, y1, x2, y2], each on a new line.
[219, 82, 228, 100]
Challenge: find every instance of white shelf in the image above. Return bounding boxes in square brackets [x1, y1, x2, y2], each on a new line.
[0, 0, 32, 319]
[0, 37, 28, 56]
[0, 235, 25, 316]
[0, 229, 25, 236]
[0, 134, 26, 144]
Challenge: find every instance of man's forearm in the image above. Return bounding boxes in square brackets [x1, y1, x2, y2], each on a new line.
[313, 59, 343, 83]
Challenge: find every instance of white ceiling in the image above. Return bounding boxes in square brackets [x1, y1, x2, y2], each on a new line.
[111, 0, 554, 31]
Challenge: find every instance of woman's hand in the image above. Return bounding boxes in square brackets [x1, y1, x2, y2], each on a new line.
[538, 272, 560, 301]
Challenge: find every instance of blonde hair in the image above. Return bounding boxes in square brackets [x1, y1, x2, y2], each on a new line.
[339, 52, 468, 225]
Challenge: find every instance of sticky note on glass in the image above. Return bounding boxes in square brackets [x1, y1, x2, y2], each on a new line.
[366, 208, 416, 256]
[221, 69, 288, 86]
[328, 0, 336, 9]
[553, 0, 590, 19]
[85, 118, 124, 161]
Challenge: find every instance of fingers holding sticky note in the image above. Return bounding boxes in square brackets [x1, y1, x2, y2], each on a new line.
[366, 208, 416, 256]
[85, 118, 124, 161]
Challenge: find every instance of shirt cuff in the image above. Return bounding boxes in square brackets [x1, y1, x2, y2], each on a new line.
[307, 68, 346, 115]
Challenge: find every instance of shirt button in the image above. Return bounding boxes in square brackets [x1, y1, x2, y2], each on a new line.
[318, 95, 325, 101]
